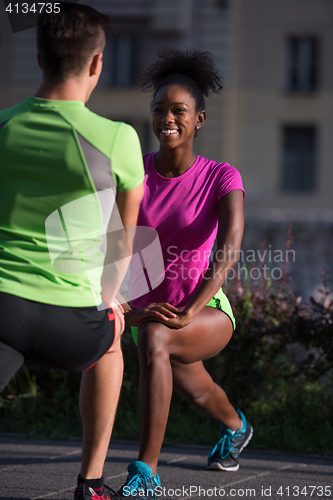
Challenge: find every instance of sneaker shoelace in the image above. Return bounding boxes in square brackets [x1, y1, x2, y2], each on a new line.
[208, 433, 232, 460]
[209, 426, 244, 460]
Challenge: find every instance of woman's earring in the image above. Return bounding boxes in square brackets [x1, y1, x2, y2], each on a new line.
[195, 125, 199, 130]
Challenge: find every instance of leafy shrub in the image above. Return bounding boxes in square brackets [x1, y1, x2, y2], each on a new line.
[1, 230, 332, 454]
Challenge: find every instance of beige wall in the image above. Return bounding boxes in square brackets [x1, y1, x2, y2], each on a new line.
[0, 0, 229, 162]
[223, 89, 333, 209]
[1, 0, 332, 211]
[222, 0, 333, 210]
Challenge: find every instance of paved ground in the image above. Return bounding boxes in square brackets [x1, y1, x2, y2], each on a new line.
[0, 434, 332, 500]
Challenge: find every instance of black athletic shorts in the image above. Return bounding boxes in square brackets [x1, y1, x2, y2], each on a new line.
[0, 292, 116, 393]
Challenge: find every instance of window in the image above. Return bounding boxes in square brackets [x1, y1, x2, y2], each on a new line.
[110, 35, 136, 87]
[282, 126, 317, 193]
[285, 37, 318, 92]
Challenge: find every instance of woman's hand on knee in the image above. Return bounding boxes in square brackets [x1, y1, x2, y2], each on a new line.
[125, 302, 179, 327]
[157, 309, 193, 329]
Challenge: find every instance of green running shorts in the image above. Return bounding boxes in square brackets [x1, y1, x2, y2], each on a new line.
[131, 288, 235, 345]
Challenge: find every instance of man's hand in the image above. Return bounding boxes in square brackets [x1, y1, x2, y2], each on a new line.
[104, 298, 125, 341]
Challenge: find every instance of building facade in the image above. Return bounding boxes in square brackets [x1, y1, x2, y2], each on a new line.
[224, 0, 333, 212]
[1, 0, 332, 211]
[1, 0, 332, 297]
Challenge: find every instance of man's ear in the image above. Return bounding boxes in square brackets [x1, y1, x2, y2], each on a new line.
[37, 53, 43, 70]
[90, 53, 103, 77]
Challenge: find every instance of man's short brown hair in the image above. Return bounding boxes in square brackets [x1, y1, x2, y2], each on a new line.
[37, 3, 110, 83]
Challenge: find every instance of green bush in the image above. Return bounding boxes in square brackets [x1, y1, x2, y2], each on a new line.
[1, 235, 332, 454]
[0, 366, 82, 438]
[213, 263, 333, 407]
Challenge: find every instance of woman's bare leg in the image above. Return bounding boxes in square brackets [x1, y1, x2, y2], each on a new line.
[137, 327, 173, 473]
[137, 307, 235, 475]
[172, 359, 242, 430]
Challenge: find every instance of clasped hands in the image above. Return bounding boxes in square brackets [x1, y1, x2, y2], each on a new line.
[125, 302, 192, 330]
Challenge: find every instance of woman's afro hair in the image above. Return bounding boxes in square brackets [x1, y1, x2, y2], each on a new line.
[141, 48, 223, 110]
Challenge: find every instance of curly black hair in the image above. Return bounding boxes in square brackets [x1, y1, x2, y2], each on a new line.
[141, 48, 223, 110]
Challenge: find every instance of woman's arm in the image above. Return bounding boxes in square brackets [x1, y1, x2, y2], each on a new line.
[163, 189, 244, 329]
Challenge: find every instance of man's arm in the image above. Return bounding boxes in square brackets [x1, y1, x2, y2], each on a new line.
[101, 182, 144, 307]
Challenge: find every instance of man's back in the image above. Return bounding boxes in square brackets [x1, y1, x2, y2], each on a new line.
[0, 97, 144, 307]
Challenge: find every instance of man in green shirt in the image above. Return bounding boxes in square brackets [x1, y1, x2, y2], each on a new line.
[0, 4, 144, 499]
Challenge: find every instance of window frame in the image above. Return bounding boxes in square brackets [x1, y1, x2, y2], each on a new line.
[281, 124, 318, 194]
[284, 36, 319, 93]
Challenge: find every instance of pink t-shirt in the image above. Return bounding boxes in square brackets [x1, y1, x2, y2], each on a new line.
[130, 152, 245, 309]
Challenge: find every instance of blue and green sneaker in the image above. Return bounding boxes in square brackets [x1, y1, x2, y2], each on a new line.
[207, 410, 253, 471]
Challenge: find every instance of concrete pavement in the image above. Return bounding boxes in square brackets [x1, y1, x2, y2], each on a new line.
[0, 434, 332, 500]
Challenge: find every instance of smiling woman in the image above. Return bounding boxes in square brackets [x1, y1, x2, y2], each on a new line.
[152, 85, 204, 169]
[118, 49, 252, 500]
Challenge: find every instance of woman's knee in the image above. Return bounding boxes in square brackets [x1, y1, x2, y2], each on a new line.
[137, 322, 169, 360]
